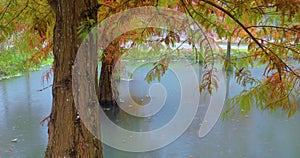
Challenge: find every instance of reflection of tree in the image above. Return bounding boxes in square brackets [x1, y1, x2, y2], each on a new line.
[25, 75, 32, 110]
[0, 81, 8, 111]
[0, 81, 9, 132]
[225, 70, 233, 101]
[114, 65, 152, 132]
[1, 0, 299, 156]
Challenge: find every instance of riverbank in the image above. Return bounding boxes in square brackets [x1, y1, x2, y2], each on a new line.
[0, 58, 53, 81]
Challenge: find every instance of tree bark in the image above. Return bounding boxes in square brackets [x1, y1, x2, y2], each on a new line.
[99, 41, 121, 115]
[45, 0, 103, 157]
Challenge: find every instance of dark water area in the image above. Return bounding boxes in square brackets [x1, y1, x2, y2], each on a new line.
[1, 64, 300, 158]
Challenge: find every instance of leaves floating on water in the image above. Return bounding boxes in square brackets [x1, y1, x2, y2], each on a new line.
[11, 138, 18, 142]
[8, 147, 14, 152]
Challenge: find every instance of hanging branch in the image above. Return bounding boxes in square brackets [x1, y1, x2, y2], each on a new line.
[180, 0, 215, 64]
[201, 0, 299, 78]
[246, 25, 299, 33]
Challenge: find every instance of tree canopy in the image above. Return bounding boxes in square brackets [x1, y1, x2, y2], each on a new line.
[1, 0, 300, 157]
[1, 0, 299, 115]
[0, 0, 53, 76]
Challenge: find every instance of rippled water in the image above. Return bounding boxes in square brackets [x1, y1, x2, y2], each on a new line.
[0, 65, 300, 158]
[0, 68, 52, 158]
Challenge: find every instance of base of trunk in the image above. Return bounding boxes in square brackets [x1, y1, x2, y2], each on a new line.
[100, 100, 120, 118]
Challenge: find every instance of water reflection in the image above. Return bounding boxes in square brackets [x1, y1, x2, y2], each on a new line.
[102, 64, 300, 158]
[0, 68, 52, 158]
[103, 109, 300, 158]
[0, 65, 299, 158]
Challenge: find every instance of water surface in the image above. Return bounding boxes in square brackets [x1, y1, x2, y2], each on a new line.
[0, 65, 300, 158]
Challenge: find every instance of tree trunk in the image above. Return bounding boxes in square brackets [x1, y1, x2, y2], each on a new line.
[99, 41, 121, 116]
[193, 44, 198, 63]
[225, 38, 232, 71]
[46, 0, 103, 157]
[226, 38, 231, 62]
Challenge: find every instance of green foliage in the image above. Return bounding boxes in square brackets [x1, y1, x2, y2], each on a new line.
[78, 18, 96, 39]
[0, 45, 53, 80]
[0, 47, 28, 76]
[145, 56, 170, 83]
[1, 0, 299, 118]
[0, 0, 54, 79]
[224, 71, 300, 119]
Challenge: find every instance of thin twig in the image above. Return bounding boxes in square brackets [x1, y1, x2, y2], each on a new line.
[202, 0, 300, 78]
[246, 25, 299, 33]
[37, 84, 53, 92]
[180, 0, 215, 66]
[40, 115, 50, 126]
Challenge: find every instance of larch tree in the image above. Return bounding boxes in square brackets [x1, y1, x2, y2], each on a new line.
[45, 0, 103, 157]
[96, 0, 300, 118]
[174, 0, 300, 118]
[1, 0, 300, 157]
[1, 0, 103, 156]
[0, 0, 54, 76]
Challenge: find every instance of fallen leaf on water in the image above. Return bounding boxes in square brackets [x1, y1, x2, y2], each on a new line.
[11, 138, 18, 142]
[8, 147, 14, 152]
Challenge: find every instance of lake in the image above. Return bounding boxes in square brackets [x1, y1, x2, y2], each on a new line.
[1, 63, 300, 158]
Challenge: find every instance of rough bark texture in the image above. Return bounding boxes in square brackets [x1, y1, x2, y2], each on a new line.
[45, 0, 103, 157]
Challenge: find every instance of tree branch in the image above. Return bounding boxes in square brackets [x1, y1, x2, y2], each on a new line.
[201, 0, 299, 78]
[246, 25, 299, 33]
[180, 0, 215, 66]
[4, 0, 29, 27]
